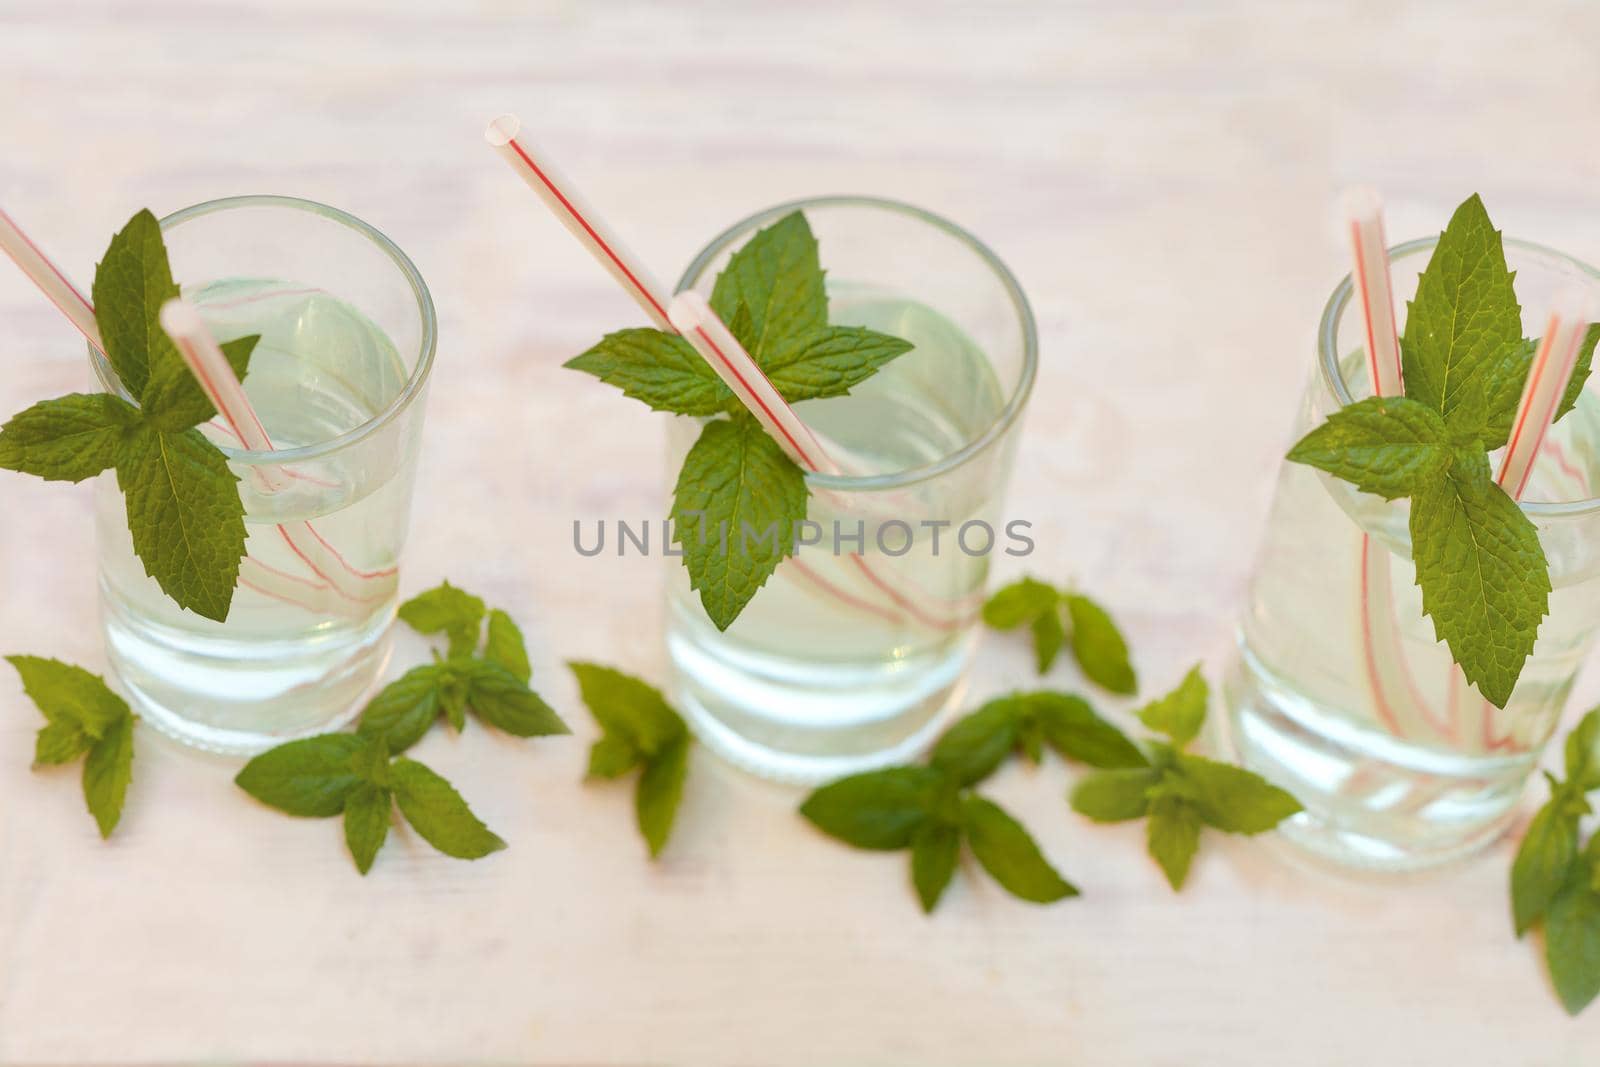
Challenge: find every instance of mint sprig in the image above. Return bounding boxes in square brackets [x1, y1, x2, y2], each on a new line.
[568, 662, 692, 858]
[983, 577, 1138, 693]
[1288, 194, 1592, 708]
[358, 581, 567, 752]
[6, 655, 136, 837]
[565, 211, 915, 630]
[0, 209, 260, 621]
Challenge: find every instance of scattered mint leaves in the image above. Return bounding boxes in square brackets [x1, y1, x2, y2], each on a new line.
[6, 655, 137, 837]
[359, 582, 567, 752]
[982, 577, 1138, 693]
[568, 662, 692, 858]
[566, 210, 915, 629]
[1070, 668, 1302, 890]
[929, 691, 1146, 787]
[235, 731, 505, 874]
[1288, 194, 1586, 708]
[0, 209, 262, 622]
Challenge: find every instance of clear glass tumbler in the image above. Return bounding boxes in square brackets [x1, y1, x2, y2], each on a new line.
[1227, 237, 1600, 870]
[94, 196, 437, 755]
[665, 196, 1038, 784]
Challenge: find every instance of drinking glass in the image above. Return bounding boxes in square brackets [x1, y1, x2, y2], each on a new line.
[665, 196, 1038, 784]
[1227, 237, 1600, 870]
[93, 196, 437, 754]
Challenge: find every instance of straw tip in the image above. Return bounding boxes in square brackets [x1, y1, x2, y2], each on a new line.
[1339, 185, 1384, 223]
[484, 113, 521, 147]
[157, 298, 203, 337]
[1550, 285, 1595, 327]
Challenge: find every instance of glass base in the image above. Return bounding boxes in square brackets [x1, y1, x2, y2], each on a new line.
[1223, 643, 1530, 872]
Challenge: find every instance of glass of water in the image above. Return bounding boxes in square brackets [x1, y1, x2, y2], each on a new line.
[94, 196, 437, 754]
[1227, 236, 1600, 870]
[665, 196, 1038, 784]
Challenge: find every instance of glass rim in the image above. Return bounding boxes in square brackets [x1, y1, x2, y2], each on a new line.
[88, 194, 438, 466]
[676, 194, 1038, 492]
[1318, 234, 1600, 517]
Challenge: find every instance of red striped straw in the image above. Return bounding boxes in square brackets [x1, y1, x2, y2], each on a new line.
[1496, 288, 1593, 501]
[1342, 188, 1405, 398]
[0, 205, 104, 352]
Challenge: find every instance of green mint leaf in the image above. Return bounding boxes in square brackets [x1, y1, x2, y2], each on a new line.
[1473, 338, 1538, 449]
[636, 735, 690, 859]
[82, 713, 135, 838]
[397, 581, 486, 658]
[463, 660, 568, 737]
[929, 698, 1021, 787]
[708, 211, 827, 365]
[1286, 396, 1452, 500]
[587, 734, 641, 779]
[90, 208, 178, 400]
[1410, 453, 1548, 708]
[1030, 692, 1147, 769]
[343, 784, 391, 875]
[799, 766, 941, 850]
[1070, 767, 1159, 823]
[1146, 794, 1203, 890]
[565, 328, 734, 416]
[1063, 593, 1137, 695]
[0, 393, 137, 482]
[357, 664, 447, 754]
[440, 672, 469, 732]
[1136, 665, 1208, 748]
[390, 758, 506, 861]
[982, 577, 1058, 629]
[671, 416, 808, 631]
[1400, 194, 1523, 429]
[1566, 709, 1600, 791]
[1557, 325, 1600, 425]
[960, 794, 1077, 903]
[116, 424, 246, 623]
[1172, 754, 1302, 834]
[759, 326, 914, 403]
[1545, 876, 1600, 1015]
[910, 821, 960, 914]
[141, 334, 260, 433]
[1030, 609, 1065, 673]
[1512, 797, 1581, 936]
[567, 662, 686, 758]
[484, 609, 531, 684]
[235, 733, 367, 817]
[34, 719, 92, 766]
[6, 655, 131, 737]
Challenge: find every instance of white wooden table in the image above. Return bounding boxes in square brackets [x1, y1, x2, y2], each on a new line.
[4, 1, 1600, 1063]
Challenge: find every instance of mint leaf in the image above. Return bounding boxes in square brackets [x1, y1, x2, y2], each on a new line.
[82, 714, 134, 838]
[565, 328, 734, 416]
[1400, 194, 1523, 430]
[1063, 593, 1137, 695]
[1030, 609, 1065, 673]
[1566, 709, 1600, 791]
[463, 660, 568, 738]
[1172, 754, 1302, 833]
[929, 699, 1020, 786]
[568, 662, 686, 757]
[1557, 325, 1600, 425]
[117, 424, 246, 622]
[799, 766, 940, 850]
[343, 783, 391, 875]
[484, 608, 531, 684]
[235, 733, 367, 817]
[142, 334, 260, 433]
[983, 577, 1058, 629]
[390, 758, 506, 860]
[91, 208, 178, 400]
[636, 735, 690, 858]
[1146, 794, 1202, 890]
[960, 794, 1077, 903]
[6, 655, 131, 736]
[1546, 874, 1600, 1015]
[586, 734, 640, 779]
[759, 326, 914, 403]
[709, 211, 827, 365]
[1286, 396, 1452, 500]
[1070, 768, 1159, 822]
[1136, 666, 1208, 748]
[1030, 692, 1146, 769]
[910, 821, 960, 913]
[1512, 792, 1583, 936]
[0, 393, 136, 482]
[1410, 453, 1548, 708]
[34, 719, 91, 766]
[357, 664, 447, 754]
[398, 581, 485, 658]
[671, 415, 808, 631]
